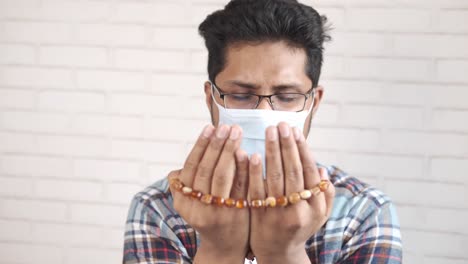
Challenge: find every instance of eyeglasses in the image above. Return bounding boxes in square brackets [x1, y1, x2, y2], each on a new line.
[211, 81, 315, 112]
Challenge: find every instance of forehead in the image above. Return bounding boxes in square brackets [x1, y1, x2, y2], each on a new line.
[215, 41, 311, 88]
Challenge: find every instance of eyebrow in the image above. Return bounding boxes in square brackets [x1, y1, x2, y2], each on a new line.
[226, 80, 303, 92]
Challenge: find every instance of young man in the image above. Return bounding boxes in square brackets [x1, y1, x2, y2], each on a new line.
[123, 0, 403, 263]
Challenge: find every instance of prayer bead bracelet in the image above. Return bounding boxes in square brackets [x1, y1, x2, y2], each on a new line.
[169, 177, 330, 209]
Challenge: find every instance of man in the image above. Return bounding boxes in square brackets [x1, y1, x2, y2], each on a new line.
[123, 0, 403, 263]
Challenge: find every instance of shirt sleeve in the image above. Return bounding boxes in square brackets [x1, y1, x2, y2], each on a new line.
[123, 195, 191, 264]
[338, 202, 403, 264]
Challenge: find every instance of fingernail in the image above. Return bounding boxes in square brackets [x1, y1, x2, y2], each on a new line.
[251, 153, 260, 165]
[293, 127, 301, 141]
[267, 126, 278, 141]
[235, 150, 245, 162]
[279, 124, 290, 138]
[230, 127, 239, 140]
[320, 167, 330, 180]
[202, 125, 214, 138]
[216, 125, 229, 139]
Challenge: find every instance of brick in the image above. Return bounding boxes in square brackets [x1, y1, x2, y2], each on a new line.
[403, 230, 466, 257]
[76, 24, 146, 47]
[0, 199, 67, 221]
[70, 203, 128, 227]
[148, 164, 177, 184]
[386, 180, 466, 208]
[435, 10, 468, 33]
[70, 114, 109, 136]
[423, 257, 468, 264]
[39, 0, 110, 22]
[424, 208, 468, 235]
[110, 139, 186, 164]
[0, 0, 41, 20]
[145, 118, 208, 141]
[35, 179, 103, 202]
[76, 70, 146, 91]
[321, 56, 345, 78]
[102, 228, 124, 249]
[38, 91, 105, 113]
[152, 27, 204, 50]
[112, 2, 189, 25]
[3, 21, 73, 43]
[0, 132, 37, 153]
[308, 127, 380, 151]
[39, 46, 108, 67]
[105, 182, 142, 204]
[190, 4, 225, 26]
[66, 248, 121, 264]
[0, 243, 62, 264]
[1, 154, 70, 178]
[71, 114, 144, 138]
[0, 44, 36, 64]
[68, 225, 104, 246]
[0, 177, 33, 196]
[394, 34, 468, 58]
[189, 50, 208, 73]
[326, 32, 392, 56]
[430, 158, 468, 183]
[381, 131, 468, 156]
[0, 219, 31, 241]
[109, 116, 144, 138]
[437, 60, 468, 83]
[2, 66, 74, 89]
[431, 109, 468, 132]
[348, 8, 431, 32]
[31, 223, 70, 243]
[344, 58, 432, 81]
[0, 89, 36, 109]
[181, 96, 210, 120]
[1, 111, 70, 133]
[73, 159, 141, 182]
[323, 80, 384, 104]
[340, 154, 424, 179]
[36, 135, 108, 157]
[341, 105, 424, 129]
[114, 49, 186, 71]
[150, 73, 206, 96]
[309, 103, 340, 126]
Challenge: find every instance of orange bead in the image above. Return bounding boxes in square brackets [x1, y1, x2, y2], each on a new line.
[276, 196, 288, 207]
[288, 192, 301, 204]
[319, 180, 330, 192]
[200, 194, 213, 204]
[182, 186, 193, 196]
[300, 190, 312, 200]
[265, 197, 277, 208]
[212, 196, 225, 206]
[169, 178, 184, 191]
[236, 199, 248, 209]
[311, 186, 321, 196]
[251, 199, 264, 208]
[190, 190, 202, 199]
[225, 198, 236, 208]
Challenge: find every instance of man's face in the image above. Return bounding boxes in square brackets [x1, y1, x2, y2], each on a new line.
[204, 40, 324, 137]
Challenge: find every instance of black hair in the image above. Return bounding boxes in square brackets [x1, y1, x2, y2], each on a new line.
[198, 0, 331, 88]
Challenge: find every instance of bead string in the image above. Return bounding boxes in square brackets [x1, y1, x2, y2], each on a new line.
[169, 177, 330, 208]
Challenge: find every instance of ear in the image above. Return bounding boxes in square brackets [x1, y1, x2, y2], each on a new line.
[204, 81, 213, 111]
[311, 85, 324, 118]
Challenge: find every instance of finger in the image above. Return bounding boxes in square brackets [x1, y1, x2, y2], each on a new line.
[211, 125, 243, 198]
[265, 126, 284, 197]
[295, 126, 320, 189]
[231, 149, 249, 199]
[278, 122, 304, 195]
[320, 167, 335, 218]
[249, 153, 266, 201]
[180, 125, 215, 186]
[193, 125, 230, 194]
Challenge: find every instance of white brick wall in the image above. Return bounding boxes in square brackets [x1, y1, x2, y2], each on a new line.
[0, 0, 467, 263]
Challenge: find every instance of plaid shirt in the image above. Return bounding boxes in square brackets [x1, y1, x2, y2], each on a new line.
[123, 165, 402, 263]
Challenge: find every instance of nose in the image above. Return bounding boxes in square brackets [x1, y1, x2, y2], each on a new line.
[256, 97, 274, 110]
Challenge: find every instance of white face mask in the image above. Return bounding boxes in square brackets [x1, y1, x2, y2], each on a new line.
[211, 82, 315, 175]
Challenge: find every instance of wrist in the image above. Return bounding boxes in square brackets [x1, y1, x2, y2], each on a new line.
[194, 240, 246, 264]
[255, 246, 310, 264]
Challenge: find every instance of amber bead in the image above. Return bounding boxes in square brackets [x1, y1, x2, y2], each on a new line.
[251, 199, 264, 208]
[311, 186, 321, 196]
[288, 192, 301, 204]
[190, 190, 202, 199]
[319, 180, 330, 192]
[212, 196, 225, 206]
[276, 196, 288, 207]
[300, 190, 312, 200]
[200, 194, 213, 204]
[265, 197, 277, 207]
[170, 178, 184, 191]
[225, 198, 236, 208]
[236, 199, 248, 209]
[182, 186, 193, 195]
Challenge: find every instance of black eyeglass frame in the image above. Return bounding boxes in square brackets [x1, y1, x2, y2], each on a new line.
[210, 81, 316, 112]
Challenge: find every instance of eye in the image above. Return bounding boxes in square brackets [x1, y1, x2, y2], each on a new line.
[275, 94, 301, 103]
[229, 94, 255, 101]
